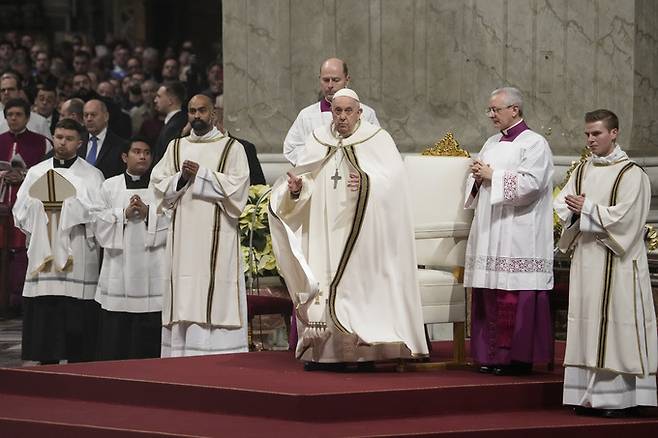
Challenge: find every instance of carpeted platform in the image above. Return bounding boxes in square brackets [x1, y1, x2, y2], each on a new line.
[0, 341, 656, 437]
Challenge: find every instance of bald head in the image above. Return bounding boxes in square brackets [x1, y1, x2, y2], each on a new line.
[319, 57, 350, 102]
[60, 98, 85, 124]
[188, 94, 215, 136]
[83, 99, 109, 135]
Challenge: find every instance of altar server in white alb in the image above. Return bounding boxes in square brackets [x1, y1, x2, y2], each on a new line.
[283, 57, 379, 166]
[150, 94, 250, 357]
[94, 138, 170, 360]
[555, 109, 657, 417]
[14, 118, 104, 364]
[270, 88, 428, 370]
[464, 87, 554, 376]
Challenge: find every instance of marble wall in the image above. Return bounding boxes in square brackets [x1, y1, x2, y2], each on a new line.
[223, 0, 658, 156]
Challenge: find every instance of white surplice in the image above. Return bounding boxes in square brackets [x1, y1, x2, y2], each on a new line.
[555, 146, 657, 408]
[270, 120, 428, 363]
[150, 127, 250, 356]
[464, 128, 554, 291]
[13, 157, 105, 299]
[283, 100, 379, 165]
[94, 174, 170, 313]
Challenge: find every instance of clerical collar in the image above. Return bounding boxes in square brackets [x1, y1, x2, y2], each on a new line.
[500, 119, 528, 142]
[124, 171, 150, 188]
[9, 128, 28, 137]
[53, 156, 78, 168]
[591, 144, 629, 166]
[320, 98, 331, 112]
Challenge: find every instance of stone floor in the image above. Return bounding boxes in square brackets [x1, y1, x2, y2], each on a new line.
[0, 317, 22, 368]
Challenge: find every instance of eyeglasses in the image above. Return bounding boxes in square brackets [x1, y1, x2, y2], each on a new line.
[485, 105, 514, 116]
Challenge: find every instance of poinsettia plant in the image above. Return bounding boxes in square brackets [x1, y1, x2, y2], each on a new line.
[239, 184, 278, 277]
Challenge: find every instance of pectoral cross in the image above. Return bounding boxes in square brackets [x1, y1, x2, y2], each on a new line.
[314, 290, 324, 304]
[331, 168, 342, 189]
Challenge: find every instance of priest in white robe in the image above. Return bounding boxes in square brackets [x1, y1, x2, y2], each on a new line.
[94, 138, 170, 360]
[13, 118, 105, 364]
[150, 94, 250, 357]
[464, 87, 554, 375]
[270, 88, 428, 370]
[283, 57, 379, 166]
[555, 109, 657, 417]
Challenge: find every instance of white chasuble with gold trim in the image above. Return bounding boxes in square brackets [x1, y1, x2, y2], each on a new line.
[150, 128, 250, 331]
[555, 156, 657, 376]
[269, 120, 428, 363]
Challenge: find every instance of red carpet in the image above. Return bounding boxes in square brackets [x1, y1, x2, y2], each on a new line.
[0, 341, 656, 437]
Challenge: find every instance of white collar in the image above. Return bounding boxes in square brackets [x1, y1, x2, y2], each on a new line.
[189, 126, 223, 142]
[165, 109, 181, 125]
[89, 127, 107, 143]
[591, 144, 629, 165]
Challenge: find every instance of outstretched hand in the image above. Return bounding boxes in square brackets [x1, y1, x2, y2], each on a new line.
[287, 171, 302, 195]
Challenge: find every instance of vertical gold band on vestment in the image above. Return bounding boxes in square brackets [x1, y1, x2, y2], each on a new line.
[596, 162, 636, 368]
[327, 145, 370, 334]
[206, 139, 235, 324]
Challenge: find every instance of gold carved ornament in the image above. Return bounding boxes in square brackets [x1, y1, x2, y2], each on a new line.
[421, 132, 470, 158]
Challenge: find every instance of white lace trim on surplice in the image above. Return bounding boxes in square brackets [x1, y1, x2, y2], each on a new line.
[466, 255, 552, 273]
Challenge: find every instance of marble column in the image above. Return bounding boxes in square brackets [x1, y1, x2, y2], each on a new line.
[223, 0, 658, 157]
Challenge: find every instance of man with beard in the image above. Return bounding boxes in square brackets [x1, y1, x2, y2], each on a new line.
[150, 94, 250, 357]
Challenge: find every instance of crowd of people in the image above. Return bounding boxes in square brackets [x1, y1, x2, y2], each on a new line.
[0, 29, 655, 420]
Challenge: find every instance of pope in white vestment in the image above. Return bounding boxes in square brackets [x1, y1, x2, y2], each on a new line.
[270, 89, 428, 366]
[283, 99, 379, 166]
[150, 95, 250, 357]
[555, 110, 657, 414]
[14, 152, 104, 362]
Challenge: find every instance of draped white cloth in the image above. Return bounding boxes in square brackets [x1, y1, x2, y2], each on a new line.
[94, 175, 169, 313]
[464, 129, 554, 291]
[13, 158, 104, 299]
[150, 128, 250, 356]
[283, 100, 379, 165]
[270, 120, 428, 363]
[555, 147, 657, 408]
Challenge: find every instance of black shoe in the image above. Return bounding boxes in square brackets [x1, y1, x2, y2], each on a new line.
[573, 406, 600, 416]
[478, 365, 495, 374]
[601, 408, 634, 418]
[356, 361, 376, 372]
[494, 361, 533, 376]
[573, 406, 635, 418]
[303, 362, 347, 372]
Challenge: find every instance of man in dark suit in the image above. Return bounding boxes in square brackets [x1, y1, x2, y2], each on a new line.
[72, 73, 132, 139]
[152, 81, 187, 165]
[213, 94, 265, 185]
[79, 99, 128, 179]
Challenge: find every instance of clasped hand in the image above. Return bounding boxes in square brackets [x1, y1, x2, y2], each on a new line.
[471, 159, 493, 184]
[180, 160, 199, 183]
[565, 194, 586, 214]
[125, 194, 148, 221]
